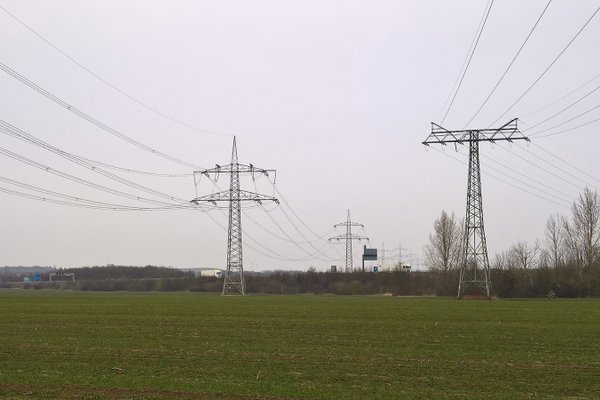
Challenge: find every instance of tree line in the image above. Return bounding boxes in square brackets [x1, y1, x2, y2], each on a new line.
[424, 188, 600, 297]
[1, 269, 435, 296]
[3, 188, 599, 298]
[1, 266, 595, 297]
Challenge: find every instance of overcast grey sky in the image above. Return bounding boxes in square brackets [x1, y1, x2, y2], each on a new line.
[1, 0, 599, 271]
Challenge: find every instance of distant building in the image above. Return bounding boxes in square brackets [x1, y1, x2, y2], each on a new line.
[49, 272, 75, 282]
[178, 267, 223, 278]
[198, 269, 223, 278]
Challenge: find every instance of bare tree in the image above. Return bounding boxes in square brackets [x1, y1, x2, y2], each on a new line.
[505, 240, 540, 294]
[509, 240, 540, 271]
[424, 210, 463, 293]
[571, 188, 600, 271]
[562, 218, 581, 266]
[492, 251, 508, 270]
[544, 214, 564, 269]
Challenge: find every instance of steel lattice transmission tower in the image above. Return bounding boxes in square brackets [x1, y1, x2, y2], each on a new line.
[191, 137, 278, 295]
[422, 118, 529, 298]
[329, 209, 369, 272]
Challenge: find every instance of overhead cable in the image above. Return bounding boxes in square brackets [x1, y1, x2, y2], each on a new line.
[441, 0, 495, 124]
[526, 84, 600, 134]
[534, 115, 600, 138]
[0, 5, 231, 138]
[464, 0, 552, 127]
[530, 142, 600, 186]
[496, 142, 598, 191]
[76, 155, 192, 178]
[0, 61, 204, 170]
[259, 207, 337, 261]
[521, 71, 600, 118]
[0, 144, 186, 207]
[0, 119, 192, 204]
[431, 146, 571, 209]
[0, 175, 194, 211]
[527, 102, 600, 137]
[268, 182, 342, 243]
[491, 5, 600, 126]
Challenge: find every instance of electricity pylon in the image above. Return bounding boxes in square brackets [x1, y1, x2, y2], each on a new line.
[422, 118, 529, 298]
[191, 137, 278, 295]
[329, 209, 368, 272]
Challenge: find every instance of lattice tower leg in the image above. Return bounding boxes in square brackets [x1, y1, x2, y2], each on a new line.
[223, 141, 245, 295]
[458, 134, 492, 298]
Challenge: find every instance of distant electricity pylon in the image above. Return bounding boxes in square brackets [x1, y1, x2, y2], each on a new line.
[329, 209, 368, 272]
[191, 137, 278, 295]
[422, 118, 529, 298]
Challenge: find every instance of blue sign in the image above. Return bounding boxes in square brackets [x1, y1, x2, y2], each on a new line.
[373, 266, 379, 273]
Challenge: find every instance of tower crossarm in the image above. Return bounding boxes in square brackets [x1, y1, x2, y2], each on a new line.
[194, 164, 276, 182]
[334, 222, 364, 228]
[422, 118, 530, 145]
[191, 189, 279, 205]
[328, 234, 369, 241]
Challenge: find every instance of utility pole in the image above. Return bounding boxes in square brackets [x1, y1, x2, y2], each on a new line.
[422, 118, 529, 298]
[191, 137, 278, 295]
[329, 209, 368, 272]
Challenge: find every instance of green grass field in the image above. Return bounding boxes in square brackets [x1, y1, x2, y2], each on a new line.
[0, 290, 599, 399]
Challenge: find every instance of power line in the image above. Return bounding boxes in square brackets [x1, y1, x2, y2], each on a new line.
[526, 84, 600, 134]
[534, 115, 600, 139]
[0, 175, 194, 211]
[75, 155, 192, 178]
[0, 4, 231, 138]
[0, 61, 204, 170]
[450, 139, 596, 205]
[521, 71, 600, 119]
[214, 208, 328, 263]
[244, 207, 333, 246]
[431, 146, 571, 209]
[276, 205, 338, 256]
[0, 119, 192, 204]
[491, 5, 600, 126]
[260, 207, 337, 261]
[437, 0, 494, 122]
[204, 210, 308, 263]
[483, 151, 574, 204]
[435, 141, 575, 207]
[441, 0, 495, 125]
[496, 142, 598, 191]
[545, 137, 600, 171]
[0, 144, 187, 208]
[0, 185, 144, 210]
[268, 182, 340, 243]
[527, 102, 600, 137]
[530, 141, 600, 186]
[451, 143, 579, 205]
[464, 0, 552, 127]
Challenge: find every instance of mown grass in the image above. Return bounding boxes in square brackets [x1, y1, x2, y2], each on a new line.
[0, 290, 599, 399]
